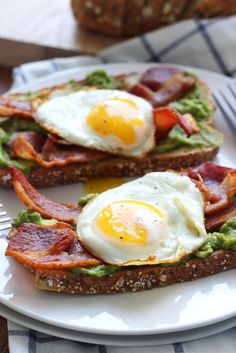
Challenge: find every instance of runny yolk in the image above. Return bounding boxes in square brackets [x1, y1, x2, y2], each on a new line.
[87, 98, 144, 145]
[96, 200, 164, 245]
[83, 177, 126, 194]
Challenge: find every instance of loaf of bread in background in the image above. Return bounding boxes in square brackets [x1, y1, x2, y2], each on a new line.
[184, 0, 236, 18]
[71, 0, 236, 37]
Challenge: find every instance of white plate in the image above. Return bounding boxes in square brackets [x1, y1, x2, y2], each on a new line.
[1, 303, 236, 346]
[0, 63, 236, 336]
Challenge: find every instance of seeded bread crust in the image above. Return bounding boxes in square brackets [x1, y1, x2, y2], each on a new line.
[183, 0, 236, 18]
[35, 249, 236, 294]
[71, 0, 236, 38]
[0, 146, 219, 188]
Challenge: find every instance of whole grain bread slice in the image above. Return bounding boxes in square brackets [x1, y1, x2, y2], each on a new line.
[0, 146, 219, 188]
[35, 249, 236, 294]
[0, 72, 219, 188]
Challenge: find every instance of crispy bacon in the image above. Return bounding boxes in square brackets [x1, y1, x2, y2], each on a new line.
[149, 73, 196, 108]
[0, 97, 34, 119]
[204, 170, 236, 215]
[188, 163, 236, 215]
[205, 202, 236, 232]
[0, 97, 32, 112]
[11, 131, 47, 154]
[140, 67, 180, 90]
[6, 223, 101, 269]
[9, 167, 81, 223]
[11, 133, 110, 168]
[188, 163, 236, 230]
[130, 70, 196, 108]
[129, 83, 153, 100]
[190, 162, 233, 189]
[0, 105, 34, 120]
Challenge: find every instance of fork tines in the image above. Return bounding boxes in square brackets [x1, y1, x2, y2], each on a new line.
[213, 82, 236, 136]
[0, 204, 11, 234]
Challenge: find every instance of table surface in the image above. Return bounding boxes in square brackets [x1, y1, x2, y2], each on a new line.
[0, 0, 122, 68]
[0, 316, 8, 353]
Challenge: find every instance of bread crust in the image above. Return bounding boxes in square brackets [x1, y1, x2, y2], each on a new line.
[183, 0, 236, 18]
[35, 249, 236, 294]
[71, 0, 236, 38]
[0, 146, 219, 188]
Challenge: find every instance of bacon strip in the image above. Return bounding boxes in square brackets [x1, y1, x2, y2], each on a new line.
[205, 202, 236, 232]
[188, 163, 236, 216]
[204, 170, 236, 215]
[9, 167, 81, 223]
[140, 67, 180, 91]
[130, 83, 153, 100]
[11, 133, 110, 168]
[188, 162, 236, 230]
[190, 162, 233, 189]
[11, 131, 47, 153]
[149, 73, 196, 108]
[0, 97, 34, 119]
[6, 223, 101, 269]
[130, 71, 196, 108]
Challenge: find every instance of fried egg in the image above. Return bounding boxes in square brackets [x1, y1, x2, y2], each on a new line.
[35, 89, 155, 157]
[77, 172, 207, 266]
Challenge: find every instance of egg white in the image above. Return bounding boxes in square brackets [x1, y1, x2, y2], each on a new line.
[77, 172, 207, 266]
[35, 89, 155, 157]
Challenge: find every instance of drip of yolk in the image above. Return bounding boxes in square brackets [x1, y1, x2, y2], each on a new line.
[87, 98, 143, 145]
[83, 178, 126, 194]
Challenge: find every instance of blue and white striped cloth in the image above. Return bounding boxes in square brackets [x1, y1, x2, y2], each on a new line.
[8, 16, 236, 353]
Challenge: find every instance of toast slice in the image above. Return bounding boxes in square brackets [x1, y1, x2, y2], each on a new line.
[35, 249, 236, 294]
[0, 67, 222, 187]
[0, 145, 219, 187]
[5, 163, 236, 295]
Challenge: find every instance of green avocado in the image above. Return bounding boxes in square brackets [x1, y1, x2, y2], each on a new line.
[170, 81, 214, 121]
[195, 218, 236, 258]
[12, 209, 57, 228]
[85, 70, 122, 89]
[78, 193, 98, 206]
[70, 265, 121, 277]
[154, 123, 223, 154]
[0, 117, 44, 135]
[170, 98, 213, 121]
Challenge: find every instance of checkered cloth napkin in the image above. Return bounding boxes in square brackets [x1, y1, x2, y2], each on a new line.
[7, 16, 236, 353]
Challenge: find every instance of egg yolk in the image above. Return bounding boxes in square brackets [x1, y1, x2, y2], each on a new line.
[87, 98, 144, 145]
[96, 200, 164, 245]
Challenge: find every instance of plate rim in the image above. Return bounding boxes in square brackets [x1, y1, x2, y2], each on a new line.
[9, 62, 235, 94]
[2, 303, 236, 346]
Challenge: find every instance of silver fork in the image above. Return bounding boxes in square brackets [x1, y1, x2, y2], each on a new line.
[213, 81, 236, 136]
[0, 203, 11, 236]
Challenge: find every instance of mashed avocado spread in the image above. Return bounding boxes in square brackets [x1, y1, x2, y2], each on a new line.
[170, 81, 214, 121]
[154, 123, 223, 154]
[12, 209, 57, 228]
